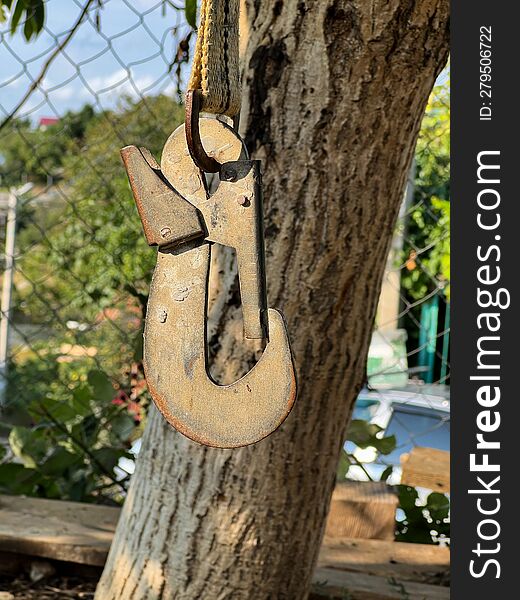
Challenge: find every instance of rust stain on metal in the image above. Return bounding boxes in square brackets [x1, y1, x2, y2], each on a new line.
[185, 90, 221, 173]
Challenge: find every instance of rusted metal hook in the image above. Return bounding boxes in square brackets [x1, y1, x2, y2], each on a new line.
[121, 118, 297, 448]
[185, 90, 222, 173]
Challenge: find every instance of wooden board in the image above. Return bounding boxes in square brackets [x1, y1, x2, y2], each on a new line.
[401, 447, 450, 492]
[0, 494, 450, 599]
[325, 482, 398, 540]
[0, 495, 119, 566]
[311, 568, 450, 600]
[318, 537, 449, 584]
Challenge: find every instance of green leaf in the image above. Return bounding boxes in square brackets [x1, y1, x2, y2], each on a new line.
[426, 492, 450, 521]
[396, 485, 419, 511]
[92, 447, 126, 472]
[0, 462, 23, 485]
[37, 477, 62, 499]
[23, 9, 32, 40]
[110, 413, 135, 442]
[80, 414, 99, 444]
[395, 485, 449, 544]
[3, 0, 44, 38]
[41, 448, 81, 475]
[347, 420, 397, 455]
[72, 385, 93, 416]
[336, 449, 351, 481]
[34, 0, 44, 31]
[396, 525, 436, 545]
[88, 370, 115, 403]
[185, 0, 197, 29]
[347, 419, 382, 446]
[0, 463, 39, 495]
[9, 426, 48, 467]
[68, 481, 86, 502]
[374, 434, 397, 456]
[133, 331, 144, 362]
[380, 466, 393, 482]
[47, 400, 77, 423]
[10, 0, 26, 34]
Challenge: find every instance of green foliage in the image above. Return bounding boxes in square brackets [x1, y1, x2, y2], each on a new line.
[399, 74, 450, 380]
[0, 351, 147, 502]
[348, 420, 397, 455]
[338, 419, 450, 545]
[395, 486, 450, 545]
[336, 419, 397, 480]
[401, 196, 450, 302]
[0, 0, 45, 40]
[0, 106, 96, 186]
[185, 0, 197, 29]
[401, 76, 450, 301]
[0, 95, 181, 502]
[15, 95, 182, 323]
[0, 0, 189, 42]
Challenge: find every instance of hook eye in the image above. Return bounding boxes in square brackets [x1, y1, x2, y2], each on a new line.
[185, 90, 222, 174]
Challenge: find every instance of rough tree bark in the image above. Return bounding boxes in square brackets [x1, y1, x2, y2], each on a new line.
[96, 1, 449, 598]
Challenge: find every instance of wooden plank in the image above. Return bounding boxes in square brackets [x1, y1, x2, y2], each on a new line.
[318, 537, 450, 584]
[2, 489, 401, 563]
[325, 482, 398, 541]
[0, 494, 450, 599]
[401, 447, 450, 492]
[311, 568, 450, 600]
[0, 495, 119, 566]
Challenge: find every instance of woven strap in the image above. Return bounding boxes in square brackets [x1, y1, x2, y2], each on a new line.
[187, 0, 241, 117]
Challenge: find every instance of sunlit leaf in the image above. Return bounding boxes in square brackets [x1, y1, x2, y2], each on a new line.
[9, 426, 48, 467]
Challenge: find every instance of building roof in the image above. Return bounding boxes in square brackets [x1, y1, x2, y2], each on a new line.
[38, 117, 59, 127]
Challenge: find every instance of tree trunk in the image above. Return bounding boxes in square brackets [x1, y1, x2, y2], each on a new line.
[96, 1, 449, 598]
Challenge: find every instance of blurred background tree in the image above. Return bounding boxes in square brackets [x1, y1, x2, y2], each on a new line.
[400, 76, 450, 382]
[0, 95, 182, 503]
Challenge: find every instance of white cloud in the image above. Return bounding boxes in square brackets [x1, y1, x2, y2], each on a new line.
[80, 68, 156, 99]
[49, 86, 78, 101]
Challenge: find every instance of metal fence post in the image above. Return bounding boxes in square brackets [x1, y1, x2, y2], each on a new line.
[0, 190, 18, 407]
[0, 183, 32, 407]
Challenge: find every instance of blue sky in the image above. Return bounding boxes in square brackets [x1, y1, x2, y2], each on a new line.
[1, 1, 449, 126]
[0, 0, 190, 123]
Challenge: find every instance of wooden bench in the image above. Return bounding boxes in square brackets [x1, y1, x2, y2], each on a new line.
[0, 494, 449, 599]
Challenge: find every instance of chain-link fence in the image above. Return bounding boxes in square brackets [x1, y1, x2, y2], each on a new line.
[0, 0, 193, 501]
[341, 74, 450, 543]
[0, 0, 450, 538]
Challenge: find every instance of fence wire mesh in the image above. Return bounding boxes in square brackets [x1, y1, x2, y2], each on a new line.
[0, 0, 450, 538]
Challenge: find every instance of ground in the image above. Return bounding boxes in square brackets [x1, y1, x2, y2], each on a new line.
[0, 574, 96, 600]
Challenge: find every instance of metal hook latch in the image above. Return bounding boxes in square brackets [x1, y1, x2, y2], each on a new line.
[121, 118, 296, 448]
